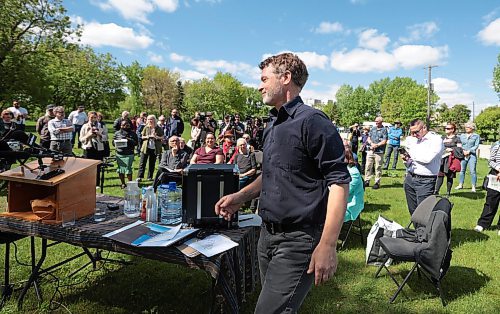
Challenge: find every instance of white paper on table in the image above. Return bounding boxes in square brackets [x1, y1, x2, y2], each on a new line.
[184, 234, 238, 257]
[139, 224, 182, 246]
[102, 220, 143, 238]
[238, 214, 262, 228]
[139, 227, 198, 247]
[487, 174, 500, 192]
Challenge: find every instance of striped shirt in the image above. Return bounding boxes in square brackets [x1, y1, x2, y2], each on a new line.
[48, 118, 74, 141]
[489, 142, 500, 172]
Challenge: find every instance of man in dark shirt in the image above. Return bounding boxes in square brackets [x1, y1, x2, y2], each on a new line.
[165, 108, 184, 137]
[36, 104, 55, 149]
[215, 53, 350, 313]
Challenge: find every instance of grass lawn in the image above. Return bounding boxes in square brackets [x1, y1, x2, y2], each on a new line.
[0, 122, 499, 313]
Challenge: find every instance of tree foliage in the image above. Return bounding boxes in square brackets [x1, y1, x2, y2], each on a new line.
[494, 53, 500, 100]
[141, 65, 180, 116]
[475, 106, 500, 141]
[121, 61, 144, 114]
[0, 0, 76, 106]
[436, 103, 471, 127]
[381, 77, 433, 126]
[335, 84, 379, 126]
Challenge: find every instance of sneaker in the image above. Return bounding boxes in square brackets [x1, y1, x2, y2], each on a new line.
[473, 225, 484, 233]
[372, 182, 380, 190]
[471, 186, 476, 192]
[364, 181, 370, 188]
[455, 184, 463, 190]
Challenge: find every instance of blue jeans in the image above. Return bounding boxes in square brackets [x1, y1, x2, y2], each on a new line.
[255, 225, 322, 313]
[459, 154, 477, 187]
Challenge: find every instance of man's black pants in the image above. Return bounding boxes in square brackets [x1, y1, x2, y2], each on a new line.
[255, 224, 322, 313]
[404, 173, 437, 215]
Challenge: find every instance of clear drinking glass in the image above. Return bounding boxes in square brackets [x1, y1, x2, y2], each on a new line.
[61, 208, 75, 227]
[94, 207, 106, 222]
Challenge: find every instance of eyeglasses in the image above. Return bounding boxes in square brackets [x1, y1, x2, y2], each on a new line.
[445, 127, 454, 130]
[243, 137, 250, 139]
[411, 127, 423, 135]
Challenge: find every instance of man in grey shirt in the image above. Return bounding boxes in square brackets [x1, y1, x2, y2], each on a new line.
[365, 116, 388, 189]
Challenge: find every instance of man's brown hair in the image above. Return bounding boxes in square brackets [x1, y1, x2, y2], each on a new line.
[259, 53, 309, 89]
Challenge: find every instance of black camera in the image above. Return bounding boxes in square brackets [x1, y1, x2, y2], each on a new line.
[398, 147, 409, 157]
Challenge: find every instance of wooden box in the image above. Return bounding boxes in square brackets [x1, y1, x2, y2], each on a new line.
[0, 157, 100, 224]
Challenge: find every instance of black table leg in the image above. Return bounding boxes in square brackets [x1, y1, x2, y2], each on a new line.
[1, 242, 13, 308]
[17, 238, 47, 310]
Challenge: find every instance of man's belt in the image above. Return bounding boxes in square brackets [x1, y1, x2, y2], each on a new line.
[408, 172, 437, 179]
[263, 221, 314, 234]
[51, 139, 71, 142]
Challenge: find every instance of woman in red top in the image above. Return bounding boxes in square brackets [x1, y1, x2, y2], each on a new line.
[190, 132, 224, 164]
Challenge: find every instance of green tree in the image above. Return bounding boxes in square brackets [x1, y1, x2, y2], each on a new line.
[381, 77, 432, 126]
[0, 0, 76, 106]
[494, 53, 500, 100]
[42, 46, 125, 115]
[184, 72, 246, 119]
[141, 65, 180, 116]
[121, 61, 144, 114]
[475, 106, 500, 141]
[336, 85, 377, 127]
[317, 100, 339, 122]
[437, 104, 471, 127]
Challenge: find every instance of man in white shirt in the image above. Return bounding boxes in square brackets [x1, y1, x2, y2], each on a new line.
[7, 100, 28, 131]
[67, 105, 88, 148]
[402, 119, 443, 215]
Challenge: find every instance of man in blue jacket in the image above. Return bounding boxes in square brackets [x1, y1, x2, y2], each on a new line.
[383, 120, 403, 170]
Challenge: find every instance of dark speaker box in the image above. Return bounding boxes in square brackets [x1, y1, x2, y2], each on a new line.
[182, 164, 239, 228]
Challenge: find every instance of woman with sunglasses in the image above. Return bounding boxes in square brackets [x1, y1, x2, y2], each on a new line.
[434, 123, 463, 196]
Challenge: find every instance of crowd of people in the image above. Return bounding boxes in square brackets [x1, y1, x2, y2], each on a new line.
[3, 102, 264, 192]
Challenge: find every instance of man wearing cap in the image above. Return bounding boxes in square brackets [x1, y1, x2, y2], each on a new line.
[7, 100, 28, 131]
[365, 116, 388, 189]
[68, 105, 88, 148]
[383, 120, 403, 170]
[36, 105, 56, 149]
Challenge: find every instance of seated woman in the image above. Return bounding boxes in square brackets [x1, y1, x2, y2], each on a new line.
[344, 144, 365, 222]
[234, 138, 257, 188]
[154, 135, 189, 190]
[190, 132, 223, 164]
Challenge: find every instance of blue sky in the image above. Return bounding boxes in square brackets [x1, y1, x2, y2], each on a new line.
[65, 0, 500, 115]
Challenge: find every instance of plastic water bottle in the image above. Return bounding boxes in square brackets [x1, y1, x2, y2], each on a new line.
[144, 186, 158, 222]
[124, 181, 141, 218]
[160, 182, 182, 225]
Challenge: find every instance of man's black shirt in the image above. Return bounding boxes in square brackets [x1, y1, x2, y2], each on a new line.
[259, 96, 350, 225]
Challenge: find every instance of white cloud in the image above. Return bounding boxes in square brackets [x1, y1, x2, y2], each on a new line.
[93, 0, 179, 23]
[478, 18, 500, 46]
[295, 51, 329, 69]
[330, 49, 397, 73]
[399, 21, 439, 43]
[358, 29, 390, 51]
[437, 92, 474, 106]
[74, 19, 153, 49]
[173, 67, 208, 81]
[433, 77, 459, 93]
[152, 0, 179, 12]
[393, 45, 448, 68]
[169, 52, 191, 62]
[302, 84, 340, 103]
[147, 51, 164, 63]
[314, 22, 344, 34]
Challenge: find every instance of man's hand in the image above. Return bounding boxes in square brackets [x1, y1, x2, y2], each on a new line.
[307, 242, 337, 286]
[215, 193, 244, 221]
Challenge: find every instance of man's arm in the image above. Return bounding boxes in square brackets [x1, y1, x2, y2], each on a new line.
[307, 183, 348, 285]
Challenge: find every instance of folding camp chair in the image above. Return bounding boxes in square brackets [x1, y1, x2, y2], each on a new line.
[338, 213, 364, 250]
[374, 196, 452, 306]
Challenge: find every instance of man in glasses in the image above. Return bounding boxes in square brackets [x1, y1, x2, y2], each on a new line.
[402, 119, 443, 215]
